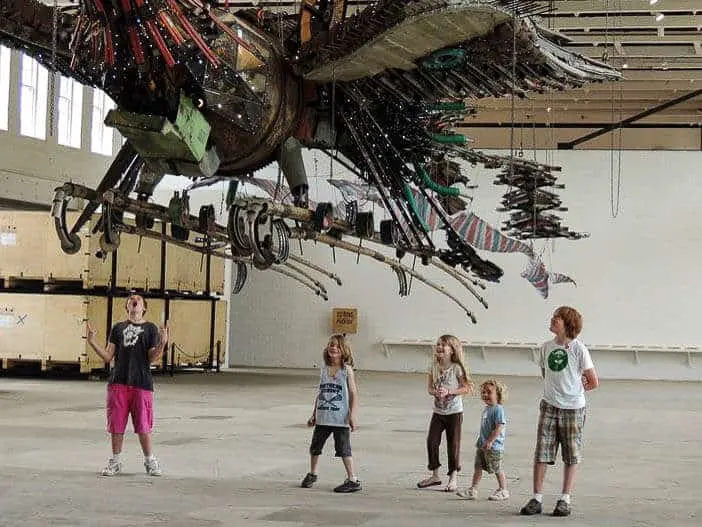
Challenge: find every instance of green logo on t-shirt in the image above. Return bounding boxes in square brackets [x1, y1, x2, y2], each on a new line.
[547, 348, 569, 372]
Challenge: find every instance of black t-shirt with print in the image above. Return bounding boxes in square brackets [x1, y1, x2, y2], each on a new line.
[108, 320, 159, 391]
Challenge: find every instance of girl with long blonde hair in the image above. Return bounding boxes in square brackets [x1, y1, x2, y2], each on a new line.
[417, 334, 474, 493]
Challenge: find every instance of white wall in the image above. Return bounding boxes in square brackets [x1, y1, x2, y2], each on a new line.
[228, 149, 702, 380]
[0, 48, 121, 206]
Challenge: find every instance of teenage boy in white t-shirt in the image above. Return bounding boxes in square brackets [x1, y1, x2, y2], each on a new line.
[520, 306, 599, 518]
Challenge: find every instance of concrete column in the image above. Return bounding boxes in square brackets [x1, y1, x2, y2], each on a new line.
[8, 49, 20, 135]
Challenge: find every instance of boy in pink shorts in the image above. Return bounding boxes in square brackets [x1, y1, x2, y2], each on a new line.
[87, 294, 168, 476]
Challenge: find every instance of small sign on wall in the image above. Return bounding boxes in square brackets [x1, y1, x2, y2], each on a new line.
[0, 232, 17, 246]
[332, 307, 358, 334]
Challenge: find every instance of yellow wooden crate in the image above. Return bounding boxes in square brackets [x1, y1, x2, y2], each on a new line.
[0, 211, 88, 282]
[0, 293, 88, 370]
[167, 298, 227, 366]
[85, 216, 163, 291]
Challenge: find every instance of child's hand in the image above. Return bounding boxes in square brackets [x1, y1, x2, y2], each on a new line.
[483, 440, 493, 450]
[85, 322, 96, 343]
[349, 413, 358, 431]
[436, 386, 449, 398]
[307, 415, 316, 427]
[581, 374, 589, 388]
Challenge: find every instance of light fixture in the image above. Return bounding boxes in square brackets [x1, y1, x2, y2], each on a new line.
[655, 13, 665, 22]
[650, 0, 658, 5]
[622, 63, 629, 69]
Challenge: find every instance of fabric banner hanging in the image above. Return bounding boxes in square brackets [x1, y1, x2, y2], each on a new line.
[449, 211, 534, 257]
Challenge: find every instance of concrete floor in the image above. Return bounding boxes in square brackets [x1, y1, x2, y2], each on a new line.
[0, 369, 700, 527]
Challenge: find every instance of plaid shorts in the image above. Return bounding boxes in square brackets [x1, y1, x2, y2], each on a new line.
[534, 400, 586, 465]
[474, 448, 504, 474]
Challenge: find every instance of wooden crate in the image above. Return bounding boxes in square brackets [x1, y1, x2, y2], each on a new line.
[86, 217, 163, 291]
[84, 296, 166, 370]
[44, 211, 91, 282]
[168, 299, 227, 366]
[165, 233, 225, 294]
[0, 211, 89, 283]
[166, 235, 203, 292]
[211, 256, 225, 295]
[0, 293, 88, 371]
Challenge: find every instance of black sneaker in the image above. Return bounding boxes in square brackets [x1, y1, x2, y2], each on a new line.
[520, 498, 543, 515]
[553, 499, 571, 517]
[333, 479, 362, 493]
[300, 473, 317, 488]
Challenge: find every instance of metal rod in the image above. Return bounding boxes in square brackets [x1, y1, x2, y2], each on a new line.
[288, 254, 343, 286]
[282, 261, 328, 296]
[558, 89, 702, 149]
[431, 258, 488, 309]
[268, 266, 329, 300]
[295, 231, 478, 323]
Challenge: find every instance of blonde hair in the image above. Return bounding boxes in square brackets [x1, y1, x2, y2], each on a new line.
[323, 334, 354, 367]
[480, 379, 508, 404]
[431, 334, 471, 387]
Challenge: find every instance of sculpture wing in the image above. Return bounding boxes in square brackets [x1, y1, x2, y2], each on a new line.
[0, 0, 100, 87]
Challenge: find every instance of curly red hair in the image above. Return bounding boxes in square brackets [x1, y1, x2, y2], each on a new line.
[554, 306, 583, 339]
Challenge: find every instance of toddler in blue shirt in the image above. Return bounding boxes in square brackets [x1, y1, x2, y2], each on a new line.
[457, 379, 509, 501]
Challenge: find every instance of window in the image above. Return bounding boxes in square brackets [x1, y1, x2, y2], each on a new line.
[90, 89, 115, 155]
[57, 76, 83, 148]
[0, 46, 10, 130]
[20, 54, 48, 139]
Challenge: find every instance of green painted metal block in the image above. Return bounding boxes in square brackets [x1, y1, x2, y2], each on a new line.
[174, 93, 211, 162]
[104, 93, 211, 163]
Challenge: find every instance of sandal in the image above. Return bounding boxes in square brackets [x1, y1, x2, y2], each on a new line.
[444, 482, 458, 492]
[417, 477, 442, 489]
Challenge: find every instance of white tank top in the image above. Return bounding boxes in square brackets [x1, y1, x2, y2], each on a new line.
[315, 365, 350, 427]
[431, 363, 464, 415]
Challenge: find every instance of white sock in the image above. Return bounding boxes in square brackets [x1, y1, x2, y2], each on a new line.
[348, 475, 357, 482]
[145, 454, 155, 462]
[112, 453, 122, 463]
[533, 493, 543, 503]
[560, 494, 571, 504]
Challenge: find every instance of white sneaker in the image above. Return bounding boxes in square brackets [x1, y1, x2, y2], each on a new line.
[101, 457, 122, 476]
[488, 488, 510, 501]
[456, 487, 478, 500]
[144, 457, 162, 476]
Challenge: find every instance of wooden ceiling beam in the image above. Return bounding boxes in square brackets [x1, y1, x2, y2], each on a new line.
[564, 34, 702, 45]
[547, 14, 701, 30]
[542, 0, 701, 15]
[464, 110, 702, 124]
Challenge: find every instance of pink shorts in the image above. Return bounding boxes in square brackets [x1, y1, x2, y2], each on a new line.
[106, 384, 154, 434]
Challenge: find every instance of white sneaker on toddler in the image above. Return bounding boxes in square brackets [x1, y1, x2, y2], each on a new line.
[101, 457, 122, 476]
[456, 487, 477, 500]
[144, 456, 162, 476]
[488, 488, 510, 501]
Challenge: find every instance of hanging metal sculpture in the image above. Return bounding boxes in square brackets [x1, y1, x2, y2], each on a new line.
[0, 0, 621, 320]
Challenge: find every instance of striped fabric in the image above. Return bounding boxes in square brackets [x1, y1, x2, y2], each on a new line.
[549, 272, 577, 286]
[521, 257, 550, 298]
[327, 179, 384, 206]
[243, 177, 292, 203]
[449, 212, 534, 257]
[243, 178, 317, 209]
[409, 187, 441, 232]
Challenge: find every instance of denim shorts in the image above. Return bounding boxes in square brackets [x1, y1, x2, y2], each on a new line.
[309, 425, 352, 457]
